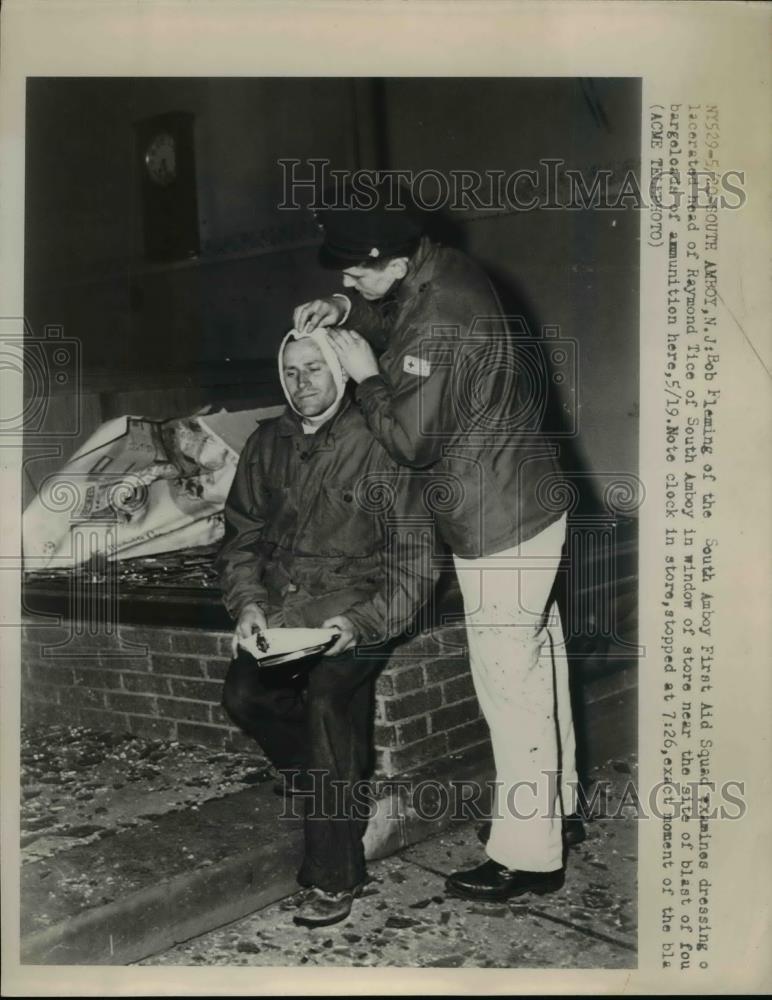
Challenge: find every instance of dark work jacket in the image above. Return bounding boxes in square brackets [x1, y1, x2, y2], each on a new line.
[347, 237, 568, 558]
[215, 398, 435, 643]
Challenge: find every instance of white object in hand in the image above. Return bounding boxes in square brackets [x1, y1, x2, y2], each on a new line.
[238, 627, 339, 662]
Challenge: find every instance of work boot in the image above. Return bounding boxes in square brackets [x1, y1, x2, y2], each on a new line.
[292, 885, 362, 928]
[446, 859, 565, 901]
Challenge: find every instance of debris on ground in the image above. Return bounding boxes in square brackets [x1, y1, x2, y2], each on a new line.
[20, 724, 269, 864]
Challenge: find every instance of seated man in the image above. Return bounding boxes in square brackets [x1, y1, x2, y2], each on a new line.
[215, 328, 433, 929]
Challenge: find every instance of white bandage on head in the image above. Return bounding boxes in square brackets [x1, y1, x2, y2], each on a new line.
[278, 327, 348, 428]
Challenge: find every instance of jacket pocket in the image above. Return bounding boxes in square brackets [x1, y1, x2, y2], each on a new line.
[311, 482, 380, 558]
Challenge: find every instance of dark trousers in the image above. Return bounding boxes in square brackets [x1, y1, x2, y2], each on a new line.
[221, 648, 384, 892]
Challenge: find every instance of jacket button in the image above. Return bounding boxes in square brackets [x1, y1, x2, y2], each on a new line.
[299, 451, 308, 460]
[343, 492, 353, 502]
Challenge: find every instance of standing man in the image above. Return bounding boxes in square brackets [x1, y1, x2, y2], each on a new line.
[292, 191, 582, 901]
[216, 327, 433, 927]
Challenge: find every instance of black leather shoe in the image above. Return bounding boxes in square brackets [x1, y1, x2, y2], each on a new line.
[476, 813, 587, 847]
[446, 859, 565, 901]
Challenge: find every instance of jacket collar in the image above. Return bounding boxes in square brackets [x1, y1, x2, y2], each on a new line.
[276, 394, 354, 440]
[395, 236, 438, 304]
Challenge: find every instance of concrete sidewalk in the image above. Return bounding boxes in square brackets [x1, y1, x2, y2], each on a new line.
[20, 723, 494, 964]
[20, 722, 637, 968]
[140, 788, 637, 970]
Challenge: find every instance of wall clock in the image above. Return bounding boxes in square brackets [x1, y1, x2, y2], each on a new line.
[144, 131, 177, 187]
[134, 111, 199, 260]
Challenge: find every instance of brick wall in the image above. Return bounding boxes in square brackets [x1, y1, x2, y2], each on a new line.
[371, 627, 487, 775]
[20, 621, 485, 778]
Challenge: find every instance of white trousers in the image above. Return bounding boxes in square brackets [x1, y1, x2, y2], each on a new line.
[452, 513, 577, 872]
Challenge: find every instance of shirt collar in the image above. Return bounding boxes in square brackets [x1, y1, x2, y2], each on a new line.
[276, 394, 353, 439]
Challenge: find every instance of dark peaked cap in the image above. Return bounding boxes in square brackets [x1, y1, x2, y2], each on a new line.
[314, 187, 424, 268]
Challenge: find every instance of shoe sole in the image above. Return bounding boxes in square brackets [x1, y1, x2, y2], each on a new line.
[445, 877, 565, 902]
[292, 909, 351, 928]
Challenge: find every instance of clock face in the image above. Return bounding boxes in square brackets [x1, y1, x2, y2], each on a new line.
[144, 131, 177, 186]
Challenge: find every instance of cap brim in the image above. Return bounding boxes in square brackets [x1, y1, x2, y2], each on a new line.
[318, 242, 368, 270]
[318, 238, 420, 270]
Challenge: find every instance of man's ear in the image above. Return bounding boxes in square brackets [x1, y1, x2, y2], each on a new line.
[390, 257, 409, 280]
